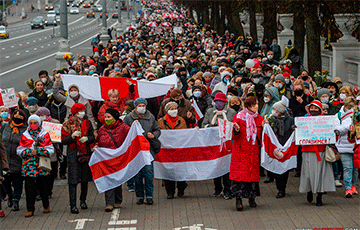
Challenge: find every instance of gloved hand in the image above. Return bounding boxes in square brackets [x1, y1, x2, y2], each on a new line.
[79, 136, 88, 143]
[72, 131, 82, 139]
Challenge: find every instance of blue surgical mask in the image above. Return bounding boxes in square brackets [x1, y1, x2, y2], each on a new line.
[321, 98, 329, 104]
[114, 68, 120, 72]
[278, 83, 283, 89]
[0, 112, 9, 120]
[215, 101, 226, 110]
[89, 70, 95, 74]
[131, 68, 136, 72]
[212, 66, 218, 70]
[137, 73, 143, 77]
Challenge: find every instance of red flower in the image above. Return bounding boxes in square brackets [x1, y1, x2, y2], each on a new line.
[332, 101, 340, 107]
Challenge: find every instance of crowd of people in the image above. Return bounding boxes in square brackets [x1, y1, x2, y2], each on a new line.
[0, 0, 359, 217]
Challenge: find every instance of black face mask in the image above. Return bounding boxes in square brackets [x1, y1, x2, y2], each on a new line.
[309, 110, 321, 116]
[13, 117, 24, 124]
[294, 90, 303, 97]
[302, 76, 309, 81]
[232, 104, 241, 112]
[256, 92, 263, 98]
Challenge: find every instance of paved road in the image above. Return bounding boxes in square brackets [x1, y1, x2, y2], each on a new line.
[0, 171, 359, 230]
[0, 0, 128, 92]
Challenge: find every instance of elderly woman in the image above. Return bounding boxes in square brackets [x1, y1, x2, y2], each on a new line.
[94, 108, 130, 211]
[17, 115, 54, 217]
[98, 83, 135, 124]
[28, 80, 48, 107]
[299, 101, 335, 206]
[0, 109, 27, 212]
[61, 103, 95, 214]
[158, 102, 187, 199]
[231, 96, 265, 211]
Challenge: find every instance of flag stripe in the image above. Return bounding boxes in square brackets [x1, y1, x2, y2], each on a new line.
[263, 133, 298, 162]
[156, 140, 231, 163]
[90, 135, 150, 180]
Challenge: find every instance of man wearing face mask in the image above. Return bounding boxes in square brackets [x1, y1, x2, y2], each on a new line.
[273, 74, 292, 100]
[96, 56, 108, 76]
[202, 92, 236, 199]
[53, 74, 96, 130]
[158, 89, 195, 128]
[262, 51, 279, 66]
[123, 98, 161, 205]
[38, 70, 54, 95]
[190, 85, 211, 127]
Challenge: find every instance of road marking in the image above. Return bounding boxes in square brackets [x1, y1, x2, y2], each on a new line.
[33, 40, 36, 42]
[10, 45, 14, 48]
[1, 48, 4, 50]
[26, 42, 29, 44]
[41, 46, 44, 48]
[26, 50, 29, 52]
[107, 228, 136, 230]
[5, 56, 9, 58]
[47, 44, 50, 46]
[39, 39, 42, 41]
[44, 37, 47, 39]
[16, 53, 20, 55]
[68, 219, 94, 230]
[34, 48, 37, 50]
[19, 44, 22, 46]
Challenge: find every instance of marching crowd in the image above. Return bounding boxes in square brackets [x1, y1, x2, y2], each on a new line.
[0, 0, 359, 218]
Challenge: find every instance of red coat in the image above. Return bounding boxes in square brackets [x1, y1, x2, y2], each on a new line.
[230, 114, 263, 182]
[96, 120, 130, 149]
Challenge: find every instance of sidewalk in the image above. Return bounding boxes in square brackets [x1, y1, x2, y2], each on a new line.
[0, 171, 359, 229]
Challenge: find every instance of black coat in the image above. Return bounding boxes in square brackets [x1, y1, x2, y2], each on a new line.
[49, 102, 67, 124]
[28, 89, 48, 107]
[289, 94, 313, 117]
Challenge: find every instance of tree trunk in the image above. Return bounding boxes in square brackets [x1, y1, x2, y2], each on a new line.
[217, 1, 226, 35]
[227, 0, 244, 37]
[305, 2, 321, 76]
[212, 1, 220, 32]
[293, 7, 306, 60]
[189, 5, 194, 20]
[248, 0, 258, 42]
[263, 0, 277, 43]
[204, 5, 210, 26]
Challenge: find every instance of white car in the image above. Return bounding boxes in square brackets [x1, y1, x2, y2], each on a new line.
[92, 4, 102, 12]
[69, 7, 79, 14]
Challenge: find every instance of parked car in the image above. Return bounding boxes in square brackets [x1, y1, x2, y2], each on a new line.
[70, 7, 79, 14]
[111, 13, 118, 18]
[45, 4, 54, 10]
[0, 26, 9, 39]
[86, 10, 95, 18]
[31, 18, 45, 29]
[67, 1, 70, 6]
[72, 1, 80, 7]
[47, 10, 56, 17]
[83, 1, 91, 8]
[99, 13, 108, 18]
[45, 16, 57, 26]
[92, 4, 102, 12]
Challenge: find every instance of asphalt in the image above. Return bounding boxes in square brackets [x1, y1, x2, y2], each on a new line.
[0, 0, 131, 92]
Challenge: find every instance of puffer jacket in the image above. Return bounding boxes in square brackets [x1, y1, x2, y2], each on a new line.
[335, 106, 354, 154]
[96, 120, 130, 149]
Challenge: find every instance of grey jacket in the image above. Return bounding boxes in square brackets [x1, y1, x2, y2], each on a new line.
[202, 105, 237, 128]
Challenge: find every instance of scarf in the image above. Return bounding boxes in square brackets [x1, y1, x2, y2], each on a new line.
[165, 114, 178, 129]
[237, 107, 258, 145]
[62, 116, 90, 155]
[211, 110, 227, 125]
[45, 116, 52, 122]
[10, 121, 23, 134]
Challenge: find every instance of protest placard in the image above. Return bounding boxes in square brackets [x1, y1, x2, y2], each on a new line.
[295, 115, 340, 145]
[173, 26, 182, 34]
[42, 122, 62, 143]
[0, 88, 18, 108]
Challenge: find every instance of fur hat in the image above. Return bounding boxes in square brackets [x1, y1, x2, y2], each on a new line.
[71, 103, 85, 115]
[165, 102, 178, 112]
[36, 107, 50, 116]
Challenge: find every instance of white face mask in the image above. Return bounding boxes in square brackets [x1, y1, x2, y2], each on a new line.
[305, 89, 310, 94]
[230, 55, 235, 59]
[253, 78, 260, 84]
[193, 91, 202, 98]
[28, 105, 37, 112]
[137, 107, 146, 114]
[40, 116, 47, 122]
[227, 95, 232, 100]
[77, 111, 85, 119]
[267, 55, 273, 60]
[41, 78, 47, 84]
[168, 110, 178, 118]
[69, 91, 79, 98]
[340, 93, 346, 100]
[264, 97, 271, 103]
[285, 78, 290, 84]
[271, 110, 278, 117]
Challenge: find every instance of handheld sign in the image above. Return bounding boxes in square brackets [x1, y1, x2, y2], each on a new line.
[42, 122, 62, 143]
[0, 88, 18, 108]
[295, 115, 340, 145]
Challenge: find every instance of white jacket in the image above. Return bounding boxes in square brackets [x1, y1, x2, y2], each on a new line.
[335, 106, 354, 154]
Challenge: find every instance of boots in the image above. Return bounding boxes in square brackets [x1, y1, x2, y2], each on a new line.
[236, 198, 243, 211]
[249, 198, 257, 207]
[307, 192, 313, 203]
[7, 195, 13, 208]
[316, 193, 323, 206]
[12, 200, 19, 211]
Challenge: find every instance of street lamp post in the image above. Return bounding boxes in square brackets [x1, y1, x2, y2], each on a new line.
[21, 0, 25, 18]
[99, 0, 109, 41]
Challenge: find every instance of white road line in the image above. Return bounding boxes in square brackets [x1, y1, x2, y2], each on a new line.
[1, 48, 4, 50]
[5, 56, 10, 58]
[34, 48, 37, 50]
[33, 40, 36, 42]
[10, 45, 14, 48]
[39, 39, 42, 41]
[26, 50, 29, 52]
[47, 44, 50, 46]
[16, 53, 20, 55]
[41, 46, 44, 48]
[19, 44, 22, 46]
[44, 37, 47, 39]
[26, 42, 29, 44]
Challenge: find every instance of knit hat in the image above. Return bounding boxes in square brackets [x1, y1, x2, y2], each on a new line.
[100, 56, 107, 61]
[28, 115, 41, 125]
[203, 72, 212, 78]
[71, 103, 85, 115]
[305, 100, 323, 114]
[68, 70, 77, 75]
[211, 90, 222, 99]
[105, 108, 120, 121]
[272, 100, 287, 114]
[227, 87, 239, 96]
[317, 88, 330, 99]
[68, 84, 79, 91]
[214, 92, 228, 102]
[36, 107, 50, 116]
[165, 102, 178, 112]
[178, 66, 187, 73]
[26, 97, 38, 105]
[146, 73, 156, 80]
[333, 77, 342, 84]
[274, 74, 285, 83]
[192, 85, 202, 93]
[134, 98, 147, 107]
[220, 71, 232, 80]
[322, 103, 329, 110]
[170, 88, 182, 98]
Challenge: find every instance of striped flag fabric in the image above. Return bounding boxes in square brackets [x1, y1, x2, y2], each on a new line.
[89, 122, 153, 193]
[190, 99, 204, 122]
[261, 124, 298, 175]
[154, 127, 232, 181]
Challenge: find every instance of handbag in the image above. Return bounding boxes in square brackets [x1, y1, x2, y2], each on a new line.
[39, 156, 52, 171]
[325, 145, 340, 162]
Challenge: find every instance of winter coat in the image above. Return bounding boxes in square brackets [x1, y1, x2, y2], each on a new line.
[230, 113, 264, 182]
[260, 87, 280, 117]
[335, 106, 353, 154]
[97, 120, 130, 149]
[17, 128, 54, 177]
[158, 98, 195, 127]
[61, 118, 95, 184]
[213, 81, 227, 94]
[53, 83, 96, 129]
[28, 89, 48, 107]
[271, 113, 294, 145]
[289, 94, 313, 117]
[201, 105, 237, 128]
[49, 101, 67, 124]
[146, 97, 161, 119]
[158, 116, 187, 130]
[123, 110, 161, 158]
[0, 123, 27, 173]
[0, 135, 8, 182]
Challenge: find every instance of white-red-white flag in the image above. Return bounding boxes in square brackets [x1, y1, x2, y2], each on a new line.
[190, 99, 204, 122]
[261, 124, 298, 175]
[89, 122, 153, 193]
[154, 127, 232, 181]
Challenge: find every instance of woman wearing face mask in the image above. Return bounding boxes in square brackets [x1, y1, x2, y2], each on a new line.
[0, 106, 10, 126]
[316, 88, 338, 115]
[123, 98, 161, 205]
[93, 108, 130, 212]
[17, 115, 54, 217]
[0, 109, 27, 212]
[189, 85, 212, 127]
[30, 80, 49, 107]
[53, 74, 96, 130]
[339, 86, 355, 105]
[25, 97, 39, 116]
[260, 87, 280, 118]
[158, 102, 187, 199]
[202, 92, 237, 199]
[35, 107, 60, 198]
[227, 51, 236, 65]
[228, 96, 243, 113]
[61, 103, 95, 214]
[300, 101, 336, 206]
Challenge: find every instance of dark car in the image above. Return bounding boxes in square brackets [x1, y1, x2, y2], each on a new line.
[31, 18, 45, 29]
[45, 16, 57, 26]
[83, 1, 91, 8]
[99, 13, 108, 18]
[111, 13, 118, 18]
[86, 10, 95, 18]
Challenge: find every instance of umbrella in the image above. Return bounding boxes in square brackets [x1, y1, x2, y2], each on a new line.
[146, 22, 158, 27]
[126, 26, 137, 31]
[163, 12, 171, 18]
[161, 22, 171, 27]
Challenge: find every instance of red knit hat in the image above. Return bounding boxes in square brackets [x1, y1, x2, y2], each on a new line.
[282, 72, 290, 79]
[305, 100, 323, 114]
[214, 92, 228, 102]
[71, 103, 85, 115]
[88, 59, 96, 66]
